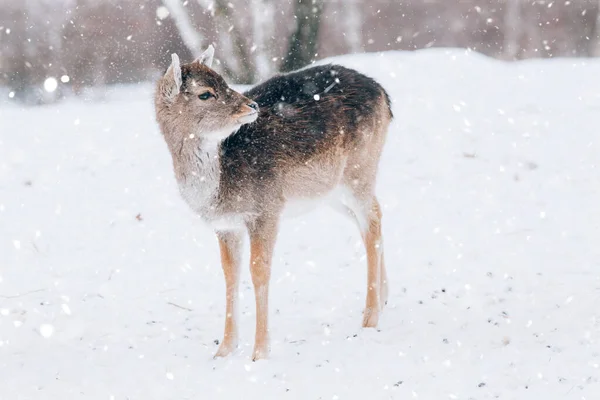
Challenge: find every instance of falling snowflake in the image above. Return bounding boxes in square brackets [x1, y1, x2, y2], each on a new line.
[156, 6, 169, 20]
[43, 77, 58, 93]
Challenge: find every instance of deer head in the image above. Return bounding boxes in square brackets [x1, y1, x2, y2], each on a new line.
[155, 46, 259, 142]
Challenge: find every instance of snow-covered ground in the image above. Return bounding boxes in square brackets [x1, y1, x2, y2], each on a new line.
[1, 49, 600, 399]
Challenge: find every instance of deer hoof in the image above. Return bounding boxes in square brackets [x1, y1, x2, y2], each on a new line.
[251, 345, 269, 361]
[214, 341, 237, 359]
[362, 307, 380, 328]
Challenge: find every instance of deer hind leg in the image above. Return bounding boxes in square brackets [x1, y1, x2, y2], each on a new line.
[247, 215, 279, 361]
[214, 231, 243, 358]
[371, 198, 388, 308]
[335, 192, 386, 327]
[361, 196, 385, 327]
[380, 243, 389, 308]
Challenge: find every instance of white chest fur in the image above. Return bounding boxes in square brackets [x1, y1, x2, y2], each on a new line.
[176, 138, 248, 231]
[177, 140, 221, 216]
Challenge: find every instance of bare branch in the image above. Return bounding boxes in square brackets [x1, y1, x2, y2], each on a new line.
[163, 0, 204, 55]
[167, 301, 193, 311]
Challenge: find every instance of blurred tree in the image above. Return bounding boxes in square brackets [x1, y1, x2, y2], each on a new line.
[251, 0, 276, 81]
[343, 0, 362, 53]
[503, 0, 522, 60]
[163, 0, 277, 83]
[210, 0, 255, 83]
[162, 0, 205, 55]
[281, 0, 324, 72]
[4, 0, 600, 102]
[591, 1, 600, 56]
[2, 2, 32, 101]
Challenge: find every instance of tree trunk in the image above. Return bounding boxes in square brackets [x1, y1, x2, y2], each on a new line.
[521, 3, 542, 59]
[212, 0, 256, 83]
[343, 0, 362, 53]
[280, 0, 324, 72]
[164, 0, 254, 83]
[503, 0, 522, 60]
[590, 0, 600, 56]
[251, 0, 276, 81]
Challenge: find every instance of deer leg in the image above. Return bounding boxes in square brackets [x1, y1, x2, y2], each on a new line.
[380, 249, 389, 307]
[371, 198, 388, 309]
[247, 216, 279, 361]
[214, 231, 243, 358]
[354, 196, 385, 328]
[334, 195, 387, 324]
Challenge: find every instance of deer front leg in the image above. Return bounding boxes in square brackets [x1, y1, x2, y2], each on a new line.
[247, 216, 278, 361]
[214, 231, 243, 358]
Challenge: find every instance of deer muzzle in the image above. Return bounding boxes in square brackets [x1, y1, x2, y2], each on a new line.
[237, 101, 259, 124]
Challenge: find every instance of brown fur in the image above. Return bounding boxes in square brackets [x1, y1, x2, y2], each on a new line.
[154, 49, 392, 360]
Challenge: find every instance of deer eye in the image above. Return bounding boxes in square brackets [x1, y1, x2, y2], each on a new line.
[198, 91, 213, 100]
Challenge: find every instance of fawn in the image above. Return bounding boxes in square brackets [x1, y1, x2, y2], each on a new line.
[154, 46, 393, 360]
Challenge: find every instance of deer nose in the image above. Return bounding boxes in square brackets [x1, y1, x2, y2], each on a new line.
[247, 101, 259, 111]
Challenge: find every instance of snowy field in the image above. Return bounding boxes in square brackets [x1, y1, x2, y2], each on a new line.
[1, 49, 600, 399]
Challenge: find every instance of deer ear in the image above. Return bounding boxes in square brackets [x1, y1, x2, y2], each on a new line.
[161, 53, 182, 101]
[194, 45, 214, 68]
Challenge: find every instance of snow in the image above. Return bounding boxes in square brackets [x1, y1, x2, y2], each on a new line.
[43, 77, 58, 93]
[156, 6, 170, 20]
[1, 48, 600, 399]
[39, 324, 55, 338]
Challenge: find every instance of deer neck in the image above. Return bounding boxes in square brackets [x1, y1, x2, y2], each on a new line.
[171, 136, 219, 177]
[166, 127, 225, 216]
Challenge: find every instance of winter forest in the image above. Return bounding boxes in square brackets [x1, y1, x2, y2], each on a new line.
[2, 1, 600, 399]
[3, 0, 600, 102]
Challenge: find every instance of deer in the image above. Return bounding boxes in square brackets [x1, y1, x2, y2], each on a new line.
[154, 45, 393, 361]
